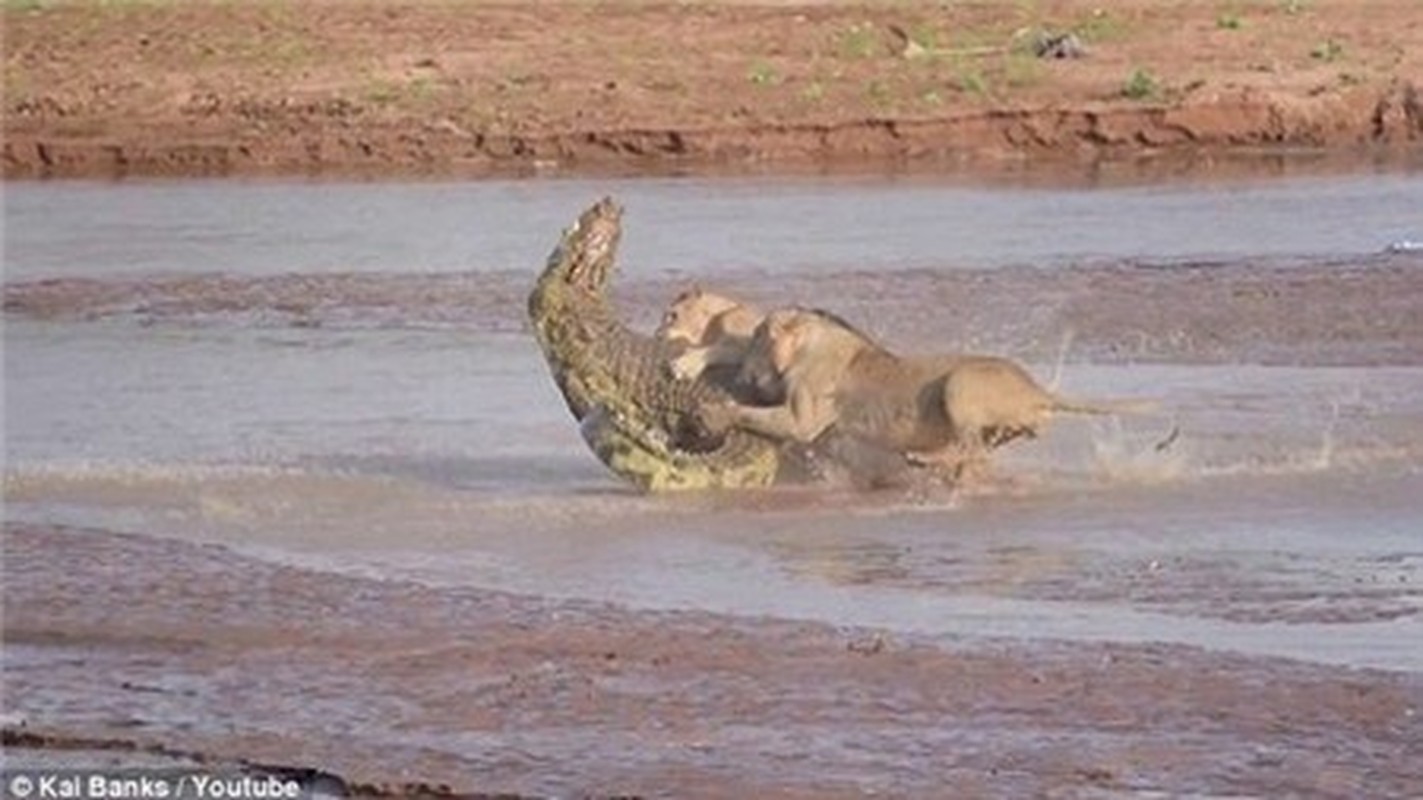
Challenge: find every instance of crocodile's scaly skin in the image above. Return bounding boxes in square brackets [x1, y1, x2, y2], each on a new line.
[527, 198, 784, 491]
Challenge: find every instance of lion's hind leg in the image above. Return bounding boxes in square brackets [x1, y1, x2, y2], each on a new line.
[906, 439, 989, 485]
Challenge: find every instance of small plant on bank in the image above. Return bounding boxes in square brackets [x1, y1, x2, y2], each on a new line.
[865, 78, 891, 108]
[361, 74, 442, 108]
[1216, 13, 1243, 30]
[365, 78, 399, 105]
[956, 67, 988, 98]
[907, 23, 938, 53]
[1015, 0, 1041, 18]
[407, 76, 436, 104]
[1310, 39, 1343, 62]
[1003, 51, 1043, 88]
[1122, 68, 1160, 100]
[838, 23, 880, 59]
[748, 60, 779, 87]
[1073, 8, 1126, 43]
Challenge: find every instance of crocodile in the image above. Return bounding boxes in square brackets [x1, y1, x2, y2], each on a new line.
[527, 197, 804, 491]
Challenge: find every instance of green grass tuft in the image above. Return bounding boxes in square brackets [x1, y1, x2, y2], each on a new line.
[1310, 39, 1343, 62]
[1122, 68, 1161, 100]
[838, 23, 880, 59]
[747, 60, 779, 87]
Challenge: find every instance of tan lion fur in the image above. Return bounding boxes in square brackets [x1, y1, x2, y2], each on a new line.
[655, 286, 765, 381]
[723, 307, 1152, 476]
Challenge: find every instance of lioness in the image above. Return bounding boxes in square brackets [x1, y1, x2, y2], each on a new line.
[656, 286, 765, 382]
[721, 307, 1151, 475]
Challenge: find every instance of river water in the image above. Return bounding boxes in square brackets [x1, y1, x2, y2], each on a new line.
[7, 171, 1423, 279]
[5, 172, 1423, 676]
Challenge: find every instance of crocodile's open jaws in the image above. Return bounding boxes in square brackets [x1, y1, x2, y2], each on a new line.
[527, 197, 816, 492]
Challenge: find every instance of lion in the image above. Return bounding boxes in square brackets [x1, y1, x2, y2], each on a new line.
[655, 286, 766, 382]
[718, 307, 1154, 477]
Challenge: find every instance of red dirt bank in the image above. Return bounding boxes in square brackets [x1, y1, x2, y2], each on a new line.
[4, 1, 1421, 179]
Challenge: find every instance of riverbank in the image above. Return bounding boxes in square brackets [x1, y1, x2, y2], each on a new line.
[4, 0, 1420, 179]
[6, 523, 1420, 797]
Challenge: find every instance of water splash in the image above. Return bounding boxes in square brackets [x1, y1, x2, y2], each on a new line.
[1089, 416, 1189, 485]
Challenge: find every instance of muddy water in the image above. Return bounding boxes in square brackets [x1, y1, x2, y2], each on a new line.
[5, 176, 1423, 696]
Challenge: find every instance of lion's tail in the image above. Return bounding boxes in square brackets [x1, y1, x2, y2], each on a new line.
[1049, 395, 1159, 416]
